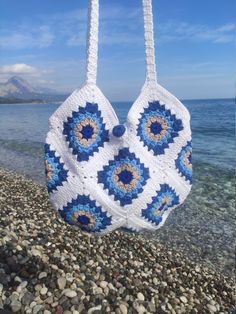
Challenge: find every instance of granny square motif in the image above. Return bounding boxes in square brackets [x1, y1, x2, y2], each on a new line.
[44, 0, 192, 235]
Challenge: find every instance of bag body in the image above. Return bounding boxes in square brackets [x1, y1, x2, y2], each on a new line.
[44, 0, 192, 235]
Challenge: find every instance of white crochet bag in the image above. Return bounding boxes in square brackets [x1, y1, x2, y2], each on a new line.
[44, 0, 192, 235]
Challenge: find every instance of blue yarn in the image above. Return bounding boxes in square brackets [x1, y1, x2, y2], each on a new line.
[137, 101, 183, 155]
[150, 121, 162, 135]
[112, 124, 126, 137]
[77, 215, 90, 225]
[175, 141, 192, 183]
[63, 102, 109, 161]
[44, 144, 68, 193]
[142, 184, 179, 226]
[97, 147, 149, 206]
[81, 124, 94, 139]
[59, 194, 112, 232]
[118, 169, 133, 184]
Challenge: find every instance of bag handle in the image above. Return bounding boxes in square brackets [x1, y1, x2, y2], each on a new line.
[142, 0, 157, 85]
[85, 0, 157, 86]
[86, 0, 99, 85]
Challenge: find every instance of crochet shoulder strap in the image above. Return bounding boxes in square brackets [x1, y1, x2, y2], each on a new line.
[85, 0, 157, 87]
[142, 0, 157, 85]
[86, 0, 99, 85]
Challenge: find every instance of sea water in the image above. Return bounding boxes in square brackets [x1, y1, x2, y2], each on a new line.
[0, 98, 235, 275]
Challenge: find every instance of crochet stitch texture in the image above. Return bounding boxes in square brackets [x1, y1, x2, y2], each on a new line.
[45, 0, 192, 235]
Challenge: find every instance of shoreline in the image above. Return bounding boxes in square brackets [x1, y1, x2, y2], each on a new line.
[0, 168, 235, 313]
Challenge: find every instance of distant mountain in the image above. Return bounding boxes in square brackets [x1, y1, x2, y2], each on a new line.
[0, 76, 68, 103]
[0, 97, 43, 104]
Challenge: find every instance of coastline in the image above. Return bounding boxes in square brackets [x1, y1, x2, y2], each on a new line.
[0, 168, 235, 313]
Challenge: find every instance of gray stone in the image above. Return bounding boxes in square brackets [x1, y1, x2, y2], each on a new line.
[17, 280, 28, 292]
[40, 286, 48, 295]
[64, 289, 77, 298]
[70, 295, 80, 305]
[88, 305, 102, 314]
[57, 277, 66, 290]
[0, 273, 9, 285]
[133, 301, 146, 314]
[6, 256, 20, 272]
[180, 296, 188, 304]
[137, 292, 145, 301]
[31, 248, 42, 257]
[99, 281, 108, 289]
[207, 304, 217, 313]
[33, 304, 43, 314]
[147, 301, 156, 312]
[22, 291, 34, 305]
[11, 300, 22, 312]
[119, 303, 128, 314]
[38, 272, 47, 279]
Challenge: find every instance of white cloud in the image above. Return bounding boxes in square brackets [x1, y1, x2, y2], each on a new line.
[0, 6, 142, 50]
[157, 22, 236, 44]
[0, 63, 38, 74]
[0, 26, 54, 49]
[0, 2, 234, 51]
[0, 62, 53, 76]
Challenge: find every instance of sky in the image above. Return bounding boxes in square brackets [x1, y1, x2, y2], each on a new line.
[0, 0, 235, 101]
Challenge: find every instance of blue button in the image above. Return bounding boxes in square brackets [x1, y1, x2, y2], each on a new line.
[112, 124, 126, 137]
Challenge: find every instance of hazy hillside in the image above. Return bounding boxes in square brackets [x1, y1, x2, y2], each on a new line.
[0, 76, 68, 103]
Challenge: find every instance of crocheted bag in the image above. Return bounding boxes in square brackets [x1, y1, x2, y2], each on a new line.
[44, 0, 192, 235]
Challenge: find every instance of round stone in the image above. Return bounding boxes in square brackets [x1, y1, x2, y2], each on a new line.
[88, 305, 102, 314]
[64, 289, 77, 298]
[32, 304, 43, 314]
[11, 300, 22, 312]
[112, 124, 126, 137]
[99, 281, 108, 289]
[137, 292, 145, 301]
[38, 272, 47, 279]
[180, 295, 188, 304]
[57, 277, 66, 290]
[119, 304, 128, 314]
[22, 291, 34, 305]
[207, 304, 217, 312]
[40, 286, 48, 295]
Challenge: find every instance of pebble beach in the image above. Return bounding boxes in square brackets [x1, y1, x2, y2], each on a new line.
[0, 168, 235, 314]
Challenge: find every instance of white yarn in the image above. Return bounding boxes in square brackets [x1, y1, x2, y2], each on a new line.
[86, 0, 99, 85]
[45, 0, 192, 235]
[142, 0, 157, 85]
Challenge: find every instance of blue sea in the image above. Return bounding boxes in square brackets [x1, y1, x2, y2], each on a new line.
[0, 98, 235, 275]
[0, 99, 234, 179]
